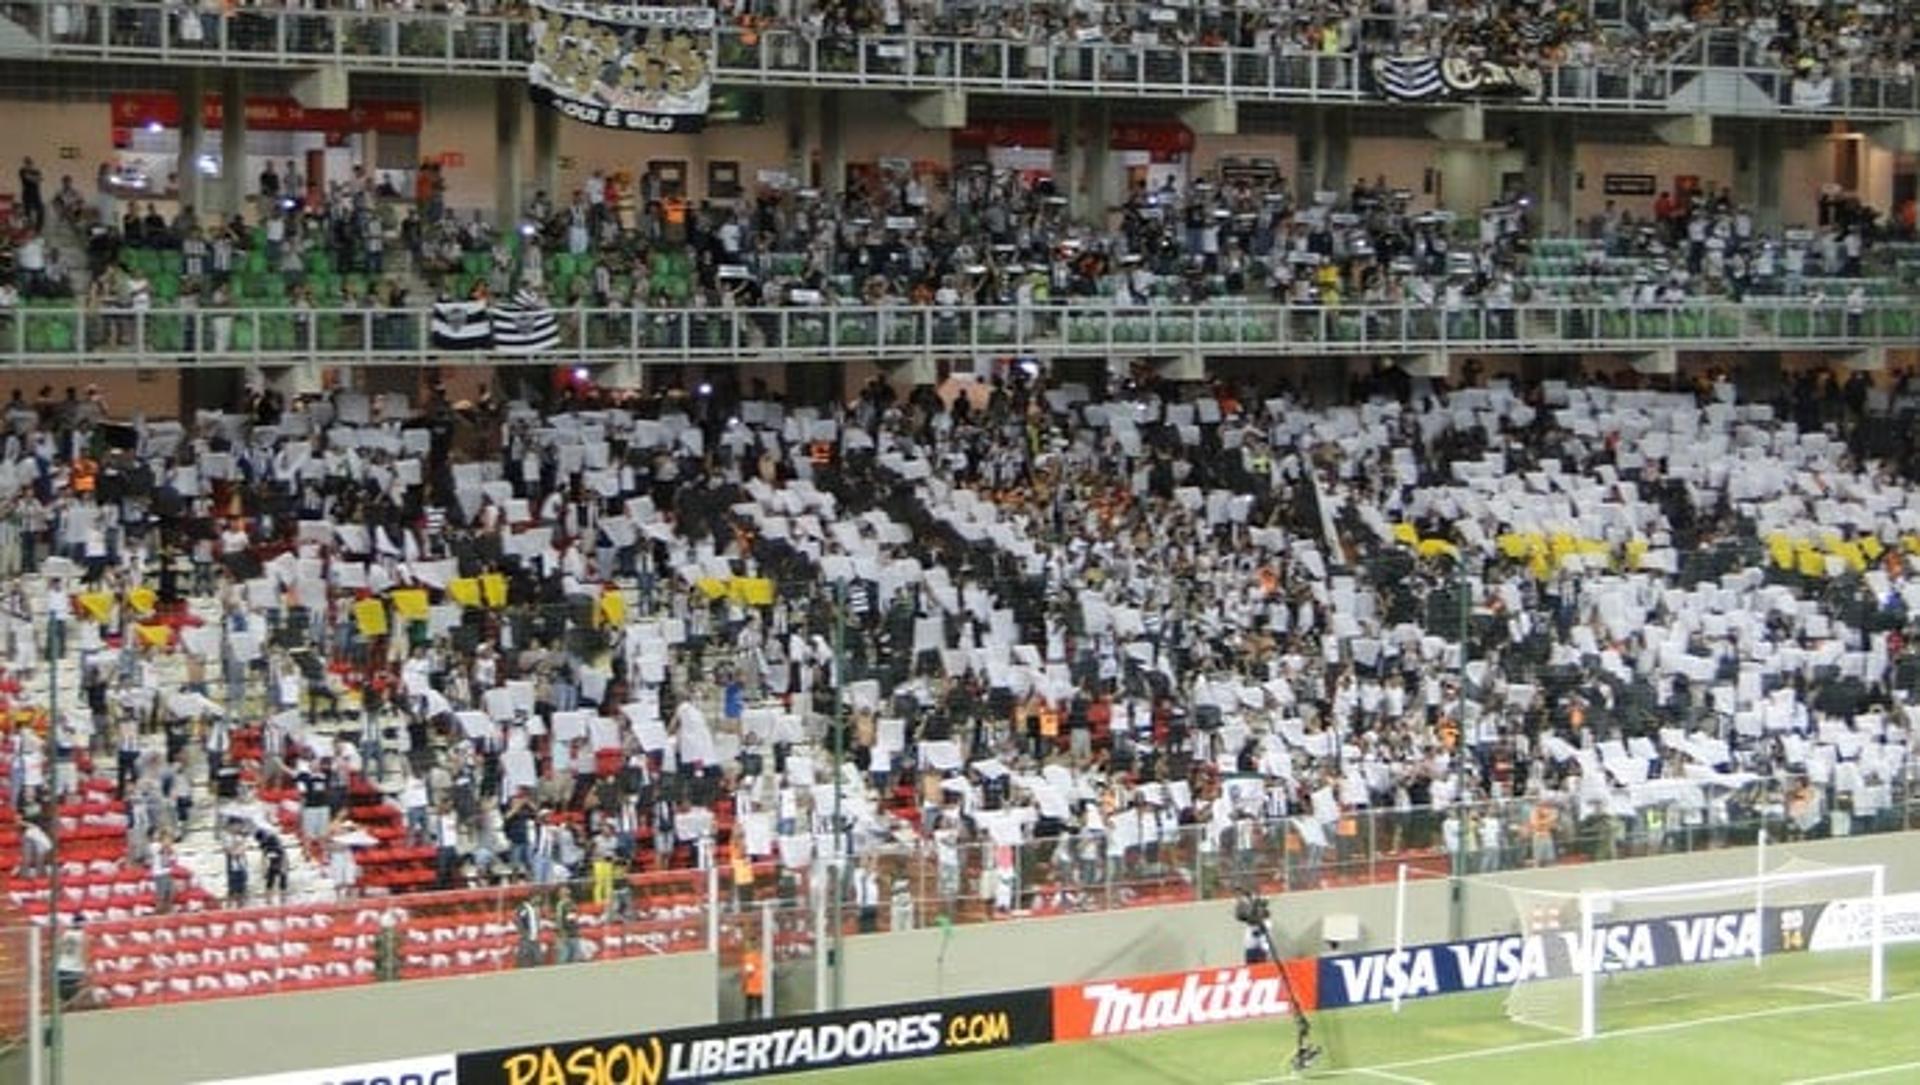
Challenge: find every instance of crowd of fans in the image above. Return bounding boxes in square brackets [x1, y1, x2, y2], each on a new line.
[469, 162, 1903, 313]
[5, 148, 1912, 342]
[0, 155, 423, 321]
[1, 352, 1916, 944]
[23, 0, 1920, 82]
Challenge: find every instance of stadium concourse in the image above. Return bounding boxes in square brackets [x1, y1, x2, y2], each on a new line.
[0, 357, 1915, 1012]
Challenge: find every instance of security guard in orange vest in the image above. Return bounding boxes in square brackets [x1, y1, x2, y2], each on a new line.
[741, 948, 766, 1019]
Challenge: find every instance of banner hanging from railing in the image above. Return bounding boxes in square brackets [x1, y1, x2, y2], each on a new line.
[1790, 76, 1835, 109]
[528, 1, 715, 132]
[430, 290, 559, 354]
[1368, 55, 1545, 102]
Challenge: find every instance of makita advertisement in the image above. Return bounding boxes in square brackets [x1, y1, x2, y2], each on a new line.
[1318, 908, 1778, 1009]
[1052, 962, 1320, 1041]
[455, 989, 1052, 1085]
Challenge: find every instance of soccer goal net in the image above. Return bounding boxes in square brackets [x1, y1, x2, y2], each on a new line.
[1501, 862, 1885, 1039]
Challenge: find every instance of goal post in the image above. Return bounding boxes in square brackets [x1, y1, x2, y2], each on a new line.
[1500, 862, 1886, 1040]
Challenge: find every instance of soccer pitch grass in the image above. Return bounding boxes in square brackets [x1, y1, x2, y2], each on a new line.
[802, 945, 1920, 1085]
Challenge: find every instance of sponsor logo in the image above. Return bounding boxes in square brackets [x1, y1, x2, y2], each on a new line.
[1051, 963, 1315, 1041]
[944, 1011, 1012, 1049]
[1319, 909, 1767, 1009]
[198, 1057, 456, 1085]
[1807, 893, 1920, 952]
[460, 991, 1051, 1085]
[1778, 906, 1808, 951]
[495, 1017, 945, 1085]
[499, 1037, 667, 1085]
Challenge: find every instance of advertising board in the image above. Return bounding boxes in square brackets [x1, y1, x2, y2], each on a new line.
[1317, 908, 1779, 1009]
[1052, 961, 1319, 1041]
[456, 989, 1052, 1085]
[199, 1056, 457, 1085]
[1783, 892, 1920, 953]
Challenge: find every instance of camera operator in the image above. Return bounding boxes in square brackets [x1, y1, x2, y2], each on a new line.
[1234, 890, 1322, 1072]
[1237, 892, 1274, 964]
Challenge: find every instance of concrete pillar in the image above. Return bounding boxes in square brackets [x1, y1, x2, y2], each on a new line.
[1436, 145, 1495, 217]
[495, 79, 525, 230]
[1735, 124, 1785, 235]
[1524, 115, 1576, 235]
[532, 104, 560, 209]
[792, 89, 823, 188]
[1322, 110, 1350, 195]
[178, 69, 206, 223]
[1063, 100, 1115, 222]
[1298, 109, 1350, 198]
[1054, 98, 1079, 218]
[1303, 357, 1346, 406]
[820, 91, 845, 194]
[219, 69, 247, 217]
[1090, 102, 1117, 221]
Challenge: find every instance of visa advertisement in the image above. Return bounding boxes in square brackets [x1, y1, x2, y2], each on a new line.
[1317, 907, 1784, 1009]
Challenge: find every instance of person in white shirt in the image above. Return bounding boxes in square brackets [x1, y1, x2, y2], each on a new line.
[851, 862, 882, 933]
[433, 800, 462, 888]
[16, 232, 45, 294]
[18, 818, 51, 876]
[1477, 810, 1503, 873]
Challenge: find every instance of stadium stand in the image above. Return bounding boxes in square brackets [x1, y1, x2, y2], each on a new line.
[0, 365, 1905, 1012]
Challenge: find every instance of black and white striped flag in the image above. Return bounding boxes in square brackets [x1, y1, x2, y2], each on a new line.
[1371, 55, 1445, 101]
[1515, 18, 1554, 49]
[430, 298, 493, 350]
[490, 290, 560, 355]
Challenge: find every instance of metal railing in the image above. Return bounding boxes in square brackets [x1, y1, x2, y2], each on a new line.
[5, 1, 1917, 118]
[0, 298, 1910, 366]
[858, 789, 1920, 938]
[30, 784, 1917, 1017]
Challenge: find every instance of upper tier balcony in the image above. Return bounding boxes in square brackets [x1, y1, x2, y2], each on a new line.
[2, 3, 1915, 120]
[0, 298, 1909, 367]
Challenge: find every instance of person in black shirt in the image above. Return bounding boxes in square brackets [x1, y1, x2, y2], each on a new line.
[256, 827, 288, 900]
[503, 791, 535, 874]
[142, 204, 168, 248]
[18, 157, 43, 231]
[297, 759, 332, 844]
[223, 834, 249, 906]
[513, 894, 542, 968]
